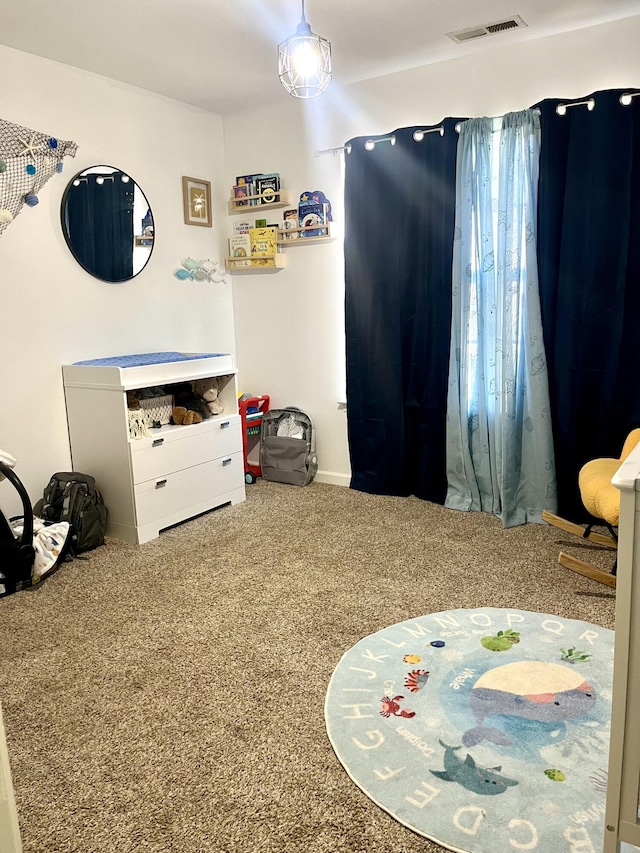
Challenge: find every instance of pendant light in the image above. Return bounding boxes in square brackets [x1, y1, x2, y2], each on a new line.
[278, 0, 332, 99]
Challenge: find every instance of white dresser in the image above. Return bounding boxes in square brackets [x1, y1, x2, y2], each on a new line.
[62, 352, 246, 544]
[605, 442, 640, 852]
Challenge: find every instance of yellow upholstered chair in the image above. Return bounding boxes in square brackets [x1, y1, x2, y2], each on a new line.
[542, 428, 640, 589]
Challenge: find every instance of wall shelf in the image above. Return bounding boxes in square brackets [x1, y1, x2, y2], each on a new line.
[227, 183, 335, 265]
[226, 254, 286, 273]
[228, 189, 292, 215]
[226, 267, 285, 275]
[277, 223, 334, 245]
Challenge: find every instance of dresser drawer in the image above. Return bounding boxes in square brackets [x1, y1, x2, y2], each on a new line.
[130, 416, 241, 484]
[134, 452, 243, 526]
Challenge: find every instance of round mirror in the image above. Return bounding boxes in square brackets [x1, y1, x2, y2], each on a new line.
[61, 165, 154, 282]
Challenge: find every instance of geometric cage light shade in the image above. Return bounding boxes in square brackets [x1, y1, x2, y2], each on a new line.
[278, 0, 332, 99]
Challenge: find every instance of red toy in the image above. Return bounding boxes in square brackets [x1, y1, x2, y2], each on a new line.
[238, 395, 270, 484]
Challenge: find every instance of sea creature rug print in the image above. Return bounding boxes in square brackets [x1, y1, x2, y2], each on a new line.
[324, 608, 614, 853]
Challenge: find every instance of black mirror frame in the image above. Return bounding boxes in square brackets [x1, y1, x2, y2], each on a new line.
[60, 165, 155, 283]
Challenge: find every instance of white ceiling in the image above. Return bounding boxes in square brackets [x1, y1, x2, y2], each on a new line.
[1, 0, 638, 115]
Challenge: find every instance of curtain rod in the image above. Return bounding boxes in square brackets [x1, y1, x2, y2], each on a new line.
[413, 126, 444, 141]
[555, 93, 640, 114]
[316, 126, 444, 156]
[556, 98, 595, 116]
[455, 107, 541, 133]
[314, 144, 352, 157]
[316, 94, 638, 155]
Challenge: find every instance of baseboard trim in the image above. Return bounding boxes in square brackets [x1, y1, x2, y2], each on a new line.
[315, 470, 350, 487]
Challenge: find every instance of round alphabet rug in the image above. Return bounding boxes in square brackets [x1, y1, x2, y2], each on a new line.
[324, 608, 614, 853]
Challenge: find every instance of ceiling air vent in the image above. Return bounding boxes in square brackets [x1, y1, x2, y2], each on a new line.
[447, 15, 527, 44]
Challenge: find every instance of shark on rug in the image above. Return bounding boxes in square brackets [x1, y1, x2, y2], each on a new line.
[430, 741, 519, 796]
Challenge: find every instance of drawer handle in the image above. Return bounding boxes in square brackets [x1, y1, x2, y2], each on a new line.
[155, 479, 168, 488]
[220, 421, 230, 429]
[152, 438, 164, 447]
[222, 458, 232, 466]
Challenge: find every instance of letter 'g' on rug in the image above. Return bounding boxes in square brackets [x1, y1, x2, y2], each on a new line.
[324, 608, 614, 853]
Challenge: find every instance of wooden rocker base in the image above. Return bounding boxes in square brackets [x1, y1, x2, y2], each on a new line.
[558, 551, 617, 589]
[541, 510, 617, 549]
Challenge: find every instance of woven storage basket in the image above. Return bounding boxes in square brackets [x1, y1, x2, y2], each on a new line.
[138, 394, 173, 427]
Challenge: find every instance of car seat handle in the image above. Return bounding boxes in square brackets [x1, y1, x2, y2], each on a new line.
[0, 462, 34, 547]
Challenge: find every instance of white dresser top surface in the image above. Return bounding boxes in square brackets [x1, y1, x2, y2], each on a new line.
[63, 352, 235, 390]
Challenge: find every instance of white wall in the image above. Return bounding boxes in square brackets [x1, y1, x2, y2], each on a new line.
[224, 14, 640, 487]
[0, 45, 231, 517]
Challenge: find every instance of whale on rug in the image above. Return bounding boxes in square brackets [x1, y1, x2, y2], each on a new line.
[430, 741, 518, 795]
[462, 660, 596, 747]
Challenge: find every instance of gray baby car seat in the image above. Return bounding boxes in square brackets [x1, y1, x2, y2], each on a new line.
[0, 453, 71, 598]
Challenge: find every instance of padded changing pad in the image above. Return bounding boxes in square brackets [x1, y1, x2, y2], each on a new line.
[74, 352, 223, 368]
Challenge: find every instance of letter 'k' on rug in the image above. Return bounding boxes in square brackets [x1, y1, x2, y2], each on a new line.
[324, 608, 614, 853]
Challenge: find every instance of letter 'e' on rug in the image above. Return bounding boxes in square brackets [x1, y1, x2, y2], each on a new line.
[324, 608, 614, 853]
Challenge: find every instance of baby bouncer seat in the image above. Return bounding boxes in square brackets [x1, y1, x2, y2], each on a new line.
[0, 451, 71, 598]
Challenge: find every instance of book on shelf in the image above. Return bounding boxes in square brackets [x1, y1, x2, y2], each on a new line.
[255, 173, 281, 205]
[298, 200, 327, 237]
[250, 257, 277, 268]
[236, 173, 263, 206]
[228, 234, 252, 267]
[233, 220, 251, 235]
[232, 184, 250, 207]
[282, 209, 298, 239]
[249, 226, 277, 258]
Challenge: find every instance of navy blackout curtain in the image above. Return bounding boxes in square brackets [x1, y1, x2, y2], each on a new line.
[64, 171, 134, 282]
[345, 90, 640, 523]
[535, 88, 640, 521]
[344, 121, 462, 502]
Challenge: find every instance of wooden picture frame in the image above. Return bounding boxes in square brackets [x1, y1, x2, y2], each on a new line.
[182, 176, 212, 227]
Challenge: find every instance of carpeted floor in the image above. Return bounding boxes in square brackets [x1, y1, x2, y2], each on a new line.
[0, 481, 616, 853]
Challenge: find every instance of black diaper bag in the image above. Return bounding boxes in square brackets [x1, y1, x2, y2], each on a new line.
[34, 471, 107, 554]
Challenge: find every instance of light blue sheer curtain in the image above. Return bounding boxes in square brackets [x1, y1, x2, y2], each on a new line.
[445, 109, 557, 527]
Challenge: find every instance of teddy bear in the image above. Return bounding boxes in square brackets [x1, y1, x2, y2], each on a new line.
[202, 386, 224, 416]
[171, 406, 202, 426]
[192, 377, 225, 416]
[170, 381, 210, 425]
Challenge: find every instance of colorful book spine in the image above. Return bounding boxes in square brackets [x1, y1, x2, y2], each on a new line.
[236, 173, 263, 206]
[228, 234, 252, 267]
[298, 201, 326, 237]
[282, 209, 298, 239]
[232, 185, 249, 208]
[255, 173, 281, 205]
[249, 226, 277, 258]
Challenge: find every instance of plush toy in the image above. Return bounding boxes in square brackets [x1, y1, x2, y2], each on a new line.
[170, 381, 210, 424]
[192, 377, 225, 416]
[171, 406, 202, 426]
[203, 387, 224, 416]
[127, 390, 140, 409]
